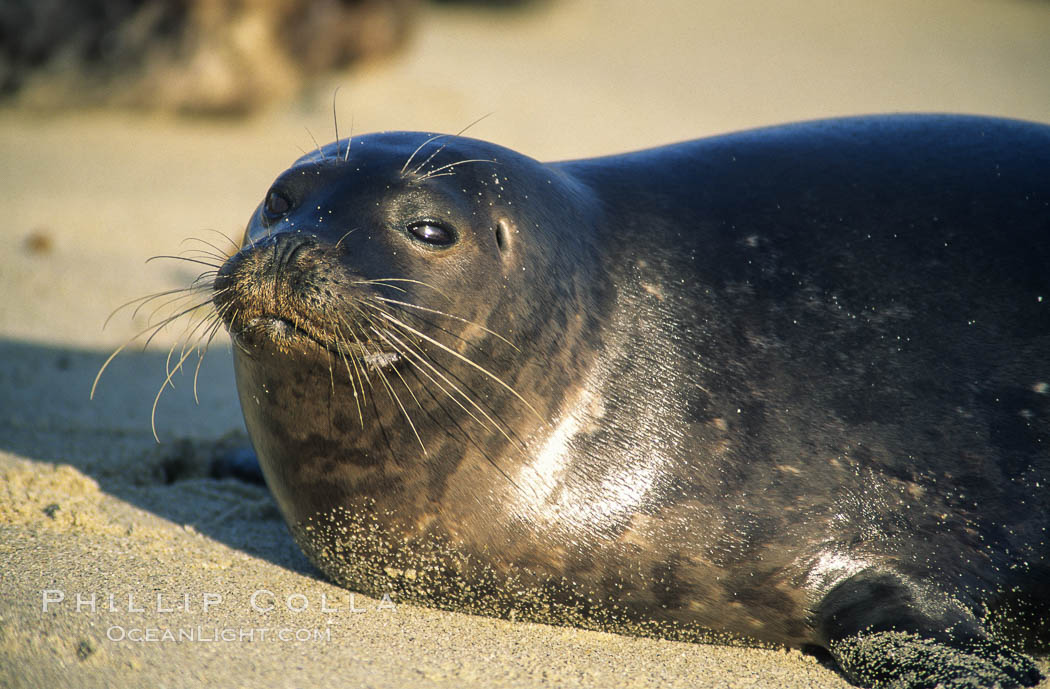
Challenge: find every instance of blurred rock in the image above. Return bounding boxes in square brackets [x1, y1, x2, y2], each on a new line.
[0, 0, 420, 116]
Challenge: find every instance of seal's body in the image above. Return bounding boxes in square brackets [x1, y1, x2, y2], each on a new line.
[214, 115, 1049, 688]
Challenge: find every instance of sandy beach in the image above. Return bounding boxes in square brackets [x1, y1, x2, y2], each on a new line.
[3, 0, 1050, 686]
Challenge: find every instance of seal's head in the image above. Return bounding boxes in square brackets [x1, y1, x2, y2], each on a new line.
[213, 132, 609, 530]
[216, 132, 604, 356]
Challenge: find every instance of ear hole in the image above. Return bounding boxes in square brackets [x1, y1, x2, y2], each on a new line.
[495, 219, 511, 254]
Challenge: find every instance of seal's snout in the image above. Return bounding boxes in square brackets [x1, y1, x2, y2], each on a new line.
[212, 231, 345, 352]
[213, 231, 319, 302]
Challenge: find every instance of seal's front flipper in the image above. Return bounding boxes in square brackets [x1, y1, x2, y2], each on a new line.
[816, 571, 1043, 688]
[210, 445, 265, 485]
[829, 631, 1042, 689]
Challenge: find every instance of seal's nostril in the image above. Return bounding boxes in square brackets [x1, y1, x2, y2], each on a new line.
[271, 232, 316, 271]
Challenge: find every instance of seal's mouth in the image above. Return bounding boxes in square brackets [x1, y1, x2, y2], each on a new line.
[243, 315, 332, 349]
[229, 313, 400, 369]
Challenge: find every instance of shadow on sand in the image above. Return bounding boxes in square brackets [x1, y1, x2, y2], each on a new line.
[0, 336, 318, 578]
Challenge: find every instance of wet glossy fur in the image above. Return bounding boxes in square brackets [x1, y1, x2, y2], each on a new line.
[215, 115, 1049, 688]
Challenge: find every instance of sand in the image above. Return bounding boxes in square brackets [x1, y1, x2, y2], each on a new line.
[2, 0, 1050, 687]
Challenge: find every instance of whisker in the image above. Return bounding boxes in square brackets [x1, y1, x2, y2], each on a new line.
[334, 227, 359, 250]
[173, 307, 224, 383]
[409, 113, 494, 177]
[372, 325, 498, 434]
[412, 172, 456, 180]
[457, 112, 493, 136]
[91, 338, 141, 400]
[344, 320, 380, 391]
[362, 329, 427, 455]
[334, 322, 366, 428]
[374, 324, 532, 494]
[324, 329, 337, 399]
[139, 288, 210, 326]
[104, 286, 201, 329]
[150, 344, 200, 442]
[344, 114, 354, 163]
[141, 299, 217, 350]
[401, 362, 529, 498]
[356, 278, 451, 301]
[400, 133, 448, 176]
[374, 334, 425, 412]
[145, 255, 223, 270]
[165, 307, 214, 387]
[377, 360, 427, 452]
[417, 159, 498, 182]
[305, 126, 326, 160]
[227, 308, 252, 356]
[367, 300, 513, 372]
[332, 86, 341, 161]
[180, 235, 235, 259]
[192, 316, 227, 404]
[166, 314, 203, 382]
[201, 228, 241, 253]
[92, 295, 217, 400]
[363, 304, 542, 421]
[372, 296, 519, 350]
[337, 313, 385, 431]
[188, 270, 219, 288]
[351, 280, 405, 294]
[178, 248, 229, 264]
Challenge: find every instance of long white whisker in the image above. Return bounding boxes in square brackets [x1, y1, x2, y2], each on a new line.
[372, 296, 519, 350]
[150, 344, 199, 442]
[105, 286, 199, 329]
[305, 126, 326, 160]
[409, 113, 494, 176]
[201, 228, 241, 253]
[417, 159, 498, 182]
[344, 115, 354, 162]
[334, 323, 366, 428]
[372, 327, 494, 433]
[367, 336, 427, 455]
[332, 87, 341, 160]
[180, 235, 235, 260]
[145, 255, 223, 270]
[92, 295, 215, 400]
[400, 133, 448, 176]
[192, 316, 226, 404]
[363, 304, 542, 421]
[355, 278, 450, 301]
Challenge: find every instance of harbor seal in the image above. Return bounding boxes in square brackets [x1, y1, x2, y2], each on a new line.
[211, 115, 1049, 688]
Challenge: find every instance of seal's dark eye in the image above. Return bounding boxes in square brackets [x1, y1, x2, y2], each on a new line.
[264, 190, 292, 219]
[407, 221, 456, 246]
